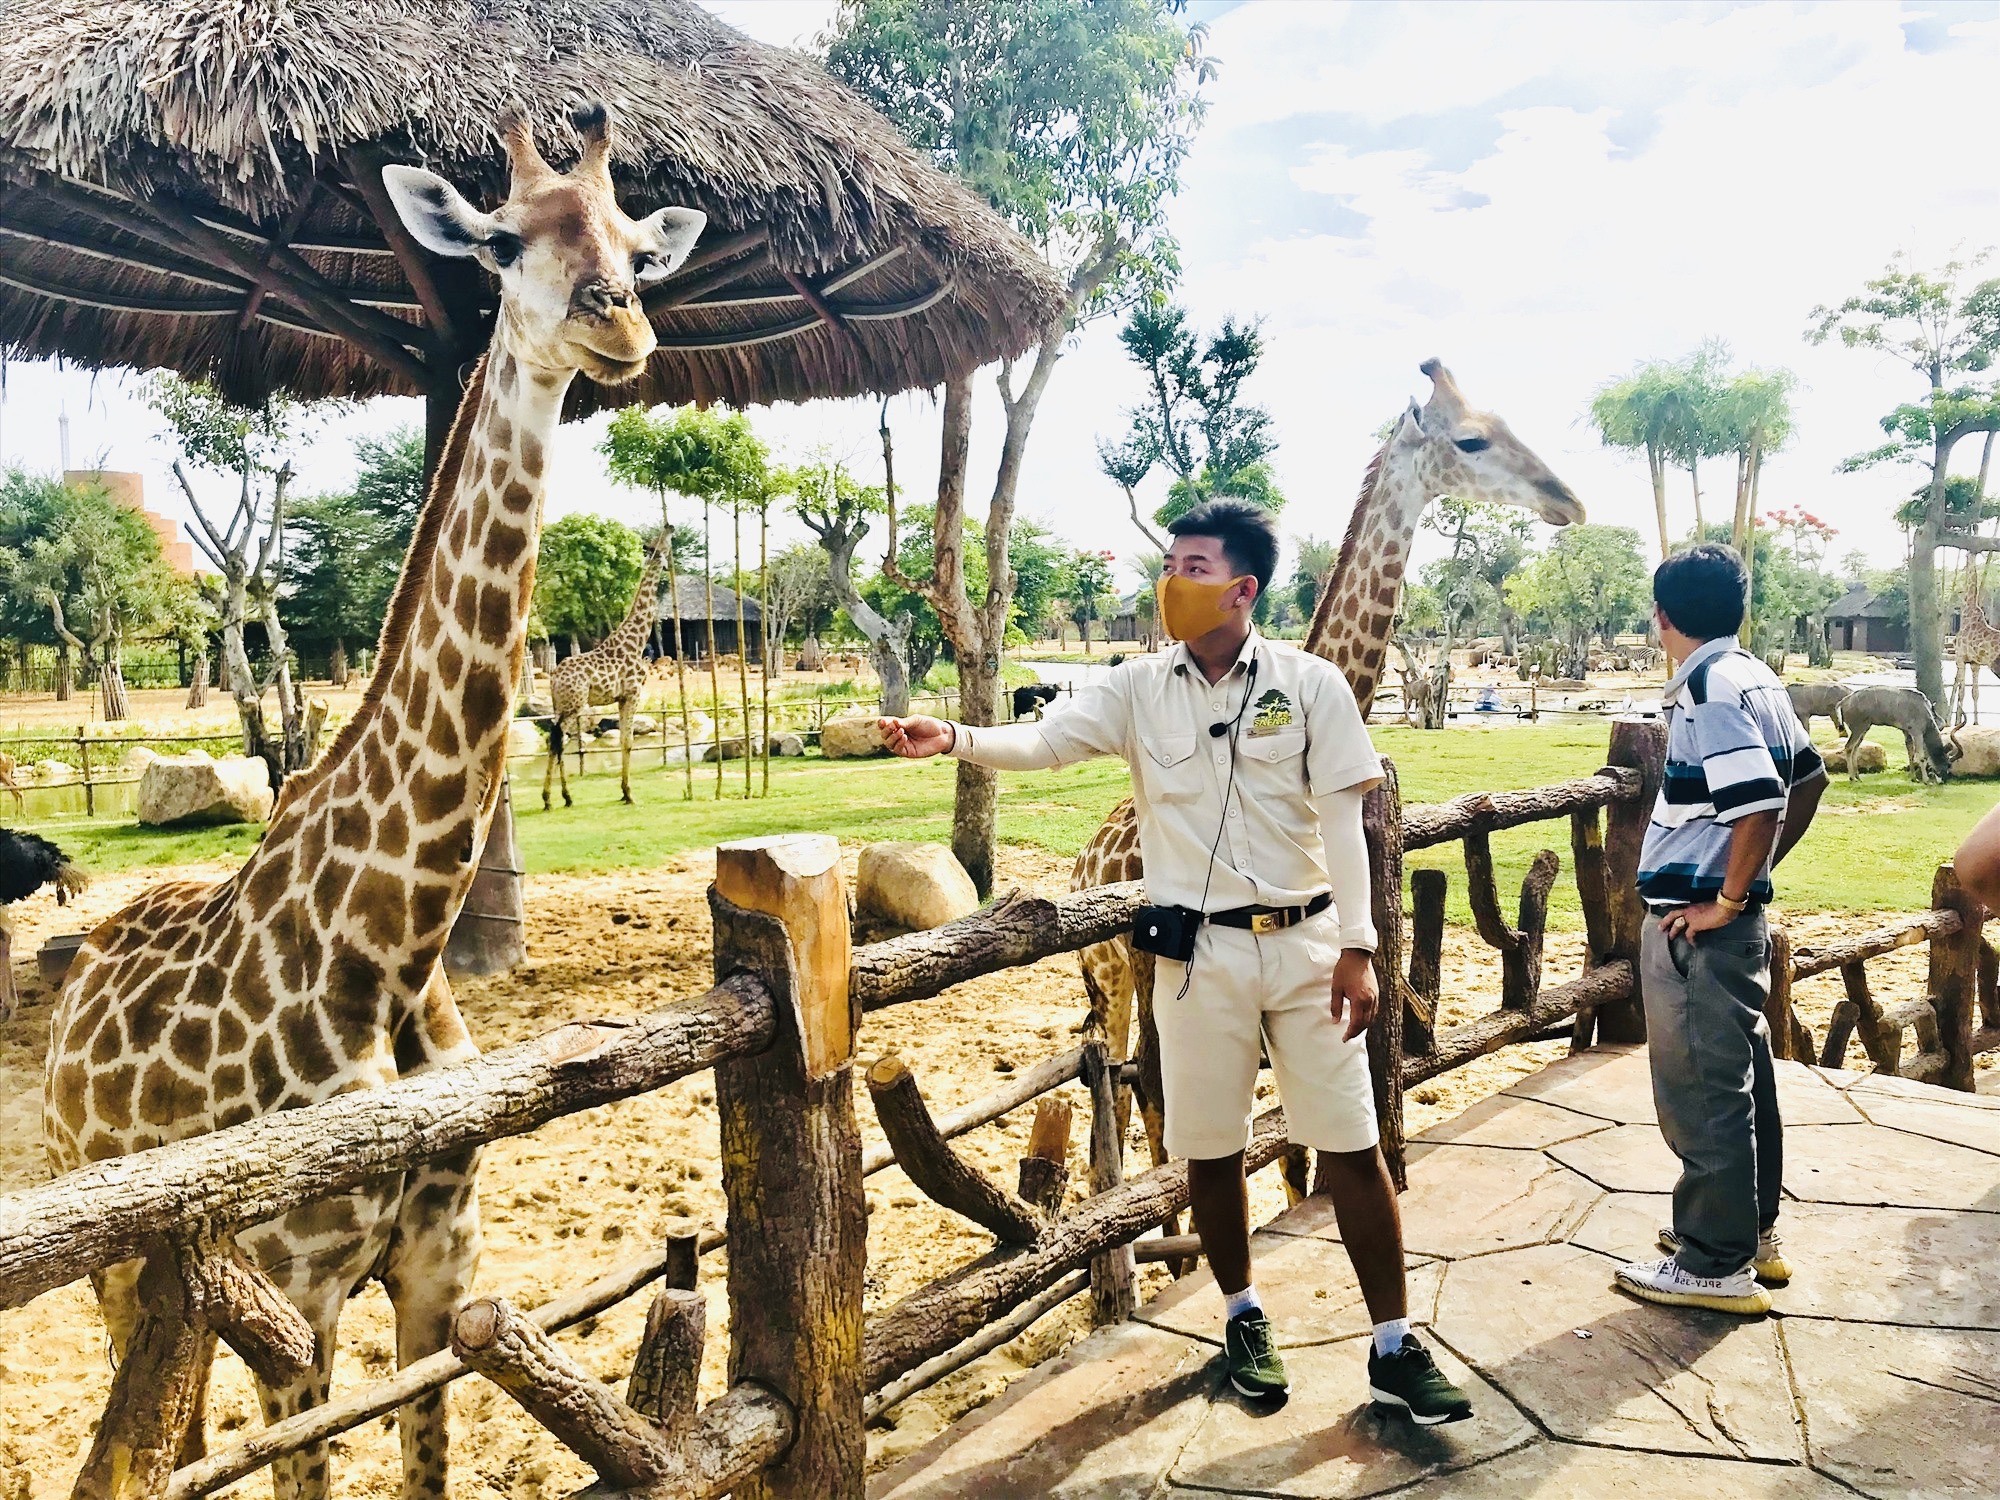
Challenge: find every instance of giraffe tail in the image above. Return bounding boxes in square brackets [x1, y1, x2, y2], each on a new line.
[539, 713, 564, 762]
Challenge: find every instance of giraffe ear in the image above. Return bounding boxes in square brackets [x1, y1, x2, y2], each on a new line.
[1398, 399, 1425, 440]
[633, 206, 707, 282]
[382, 166, 498, 259]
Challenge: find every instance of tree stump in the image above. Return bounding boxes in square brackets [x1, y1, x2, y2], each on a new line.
[1600, 719, 1668, 1043]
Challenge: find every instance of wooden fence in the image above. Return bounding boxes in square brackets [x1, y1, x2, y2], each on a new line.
[5, 718, 1996, 1498]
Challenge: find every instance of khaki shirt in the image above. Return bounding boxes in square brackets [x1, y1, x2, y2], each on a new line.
[953, 629, 1383, 918]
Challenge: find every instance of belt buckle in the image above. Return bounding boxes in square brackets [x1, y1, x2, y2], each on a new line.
[1250, 910, 1282, 935]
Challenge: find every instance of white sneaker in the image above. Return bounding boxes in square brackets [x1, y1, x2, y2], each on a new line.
[1614, 1255, 1772, 1315]
[1658, 1226, 1791, 1286]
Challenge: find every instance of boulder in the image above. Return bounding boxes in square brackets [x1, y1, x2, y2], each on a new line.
[507, 718, 549, 758]
[1821, 740, 1888, 774]
[121, 745, 159, 774]
[771, 732, 807, 757]
[34, 760, 76, 784]
[138, 753, 273, 826]
[628, 713, 659, 738]
[1946, 725, 2000, 777]
[857, 842, 980, 932]
[821, 710, 888, 759]
[702, 737, 748, 762]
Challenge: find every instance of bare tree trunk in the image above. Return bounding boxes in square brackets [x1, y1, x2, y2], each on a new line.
[705, 500, 723, 798]
[329, 639, 349, 689]
[735, 502, 753, 799]
[96, 630, 129, 722]
[665, 526, 695, 800]
[760, 500, 771, 797]
[186, 643, 209, 709]
[1648, 443, 1670, 560]
[53, 641, 72, 701]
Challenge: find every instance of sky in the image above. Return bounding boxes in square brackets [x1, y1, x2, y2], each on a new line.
[6, 0, 2000, 591]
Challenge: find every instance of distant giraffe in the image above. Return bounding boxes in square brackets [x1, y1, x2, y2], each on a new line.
[41, 107, 704, 1498]
[1951, 566, 2000, 728]
[1069, 360, 1586, 1190]
[543, 529, 670, 808]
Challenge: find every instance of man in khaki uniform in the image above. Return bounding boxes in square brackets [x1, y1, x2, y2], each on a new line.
[880, 501, 1470, 1421]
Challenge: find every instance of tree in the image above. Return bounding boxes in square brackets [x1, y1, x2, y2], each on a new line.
[1290, 535, 1340, 620]
[829, 0, 1211, 894]
[1590, 361, 1685, 561]
[150, 375, 330, 778]
[534, 513, 643, 653]
[1810, 252, 2000, 708]
[1097, 435, 1162, 548]
[0, 471, 78, 696]
[1060, 549, 1118, 651]
[787, 459, 915, 712]
[1505, 525, 1650, 676]
[1104, 301, 1284, 526]
[1007, 520, 1069, 645]
[763, 544, 835, 671]
[1715, 367, 1797, 567]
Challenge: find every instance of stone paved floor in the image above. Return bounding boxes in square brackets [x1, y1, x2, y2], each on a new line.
[870, 1045, 2000, 1500]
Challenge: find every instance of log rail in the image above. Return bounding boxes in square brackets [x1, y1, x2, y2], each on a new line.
[18, 721, 1999, 1500]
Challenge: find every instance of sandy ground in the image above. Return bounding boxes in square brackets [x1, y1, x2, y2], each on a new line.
[0, 849, 1984, 1498]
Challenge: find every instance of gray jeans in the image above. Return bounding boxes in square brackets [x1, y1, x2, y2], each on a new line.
[1639, 907, 1783, 1278]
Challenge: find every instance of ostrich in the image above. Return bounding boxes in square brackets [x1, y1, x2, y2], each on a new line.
[0, 829, 85, 1020]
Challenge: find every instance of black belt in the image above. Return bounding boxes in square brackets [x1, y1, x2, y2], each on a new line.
[1206, 892, 1332, 935]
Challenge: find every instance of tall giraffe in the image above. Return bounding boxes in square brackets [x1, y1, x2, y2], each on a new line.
[1072, 360, 1585, 1181]
[42, 108, 704, 1498]
[1951, 564, 2000, 728]
[542, 528, 671, 808]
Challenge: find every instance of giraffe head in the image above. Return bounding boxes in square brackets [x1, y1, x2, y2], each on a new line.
[1388, 359, 1584, 527]
[384, 105, 706, 383]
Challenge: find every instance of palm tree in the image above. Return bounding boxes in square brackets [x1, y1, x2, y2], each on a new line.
[1589, 362, 1687, 560]
[1715, 368, 1797, 570]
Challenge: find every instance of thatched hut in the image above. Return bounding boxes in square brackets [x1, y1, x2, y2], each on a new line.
[0, 0, 1064, 456]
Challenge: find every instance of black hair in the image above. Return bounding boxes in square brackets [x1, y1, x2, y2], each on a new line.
[1166, 500, 1281, 597]
[1653, 542, 1748, 640]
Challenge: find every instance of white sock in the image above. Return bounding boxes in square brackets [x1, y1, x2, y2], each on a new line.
[1222, 1284, 1263, 1320]
[1372, 1318, 1413, 1356]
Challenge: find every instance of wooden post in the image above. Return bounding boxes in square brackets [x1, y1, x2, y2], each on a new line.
[1015, 1097, 1073, 1214]
[444, 776, 527, 977]
[72, 1251, 215, 1500]
[1405, 868, 1444, 1056]
[1082, 1040, 1135, 1324]
[1598, 719, 1667, 1044]
[626, 1218, 704, 1434]
[1929, 863, 1980, 1091]
[1361, 759, 1408, 1191]
[78, 727, 93, 818]
[710, 835, 864, 1500]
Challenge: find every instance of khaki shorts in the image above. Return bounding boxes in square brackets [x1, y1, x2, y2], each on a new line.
[1151, 906, 1380, 1160]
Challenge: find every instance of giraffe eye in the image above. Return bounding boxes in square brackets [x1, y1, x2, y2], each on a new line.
[1454, 436, 1490, 453]
[484, 231, 523, 269]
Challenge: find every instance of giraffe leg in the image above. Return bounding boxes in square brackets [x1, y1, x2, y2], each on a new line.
[618, 693, 635, 805]
[253, 1288, 346, 1500]
[1845, 721, 1865, 783]
[381, 1149, 481, 1500]
[555, 714, 573, 808]
[541, 741, 556, 811]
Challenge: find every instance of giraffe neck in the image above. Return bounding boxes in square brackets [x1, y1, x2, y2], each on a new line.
[603, 544, 669, 658]
[1303, 441, 1432, 715]
[243, 336, 567, 996]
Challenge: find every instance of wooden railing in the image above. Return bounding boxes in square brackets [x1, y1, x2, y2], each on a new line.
[12, 716, 1996, 1499]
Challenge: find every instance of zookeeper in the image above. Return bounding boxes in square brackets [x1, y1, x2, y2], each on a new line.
[878, 499, 1472, 1424]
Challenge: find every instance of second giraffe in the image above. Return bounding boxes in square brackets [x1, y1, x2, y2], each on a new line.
[544, 528, 672, 807]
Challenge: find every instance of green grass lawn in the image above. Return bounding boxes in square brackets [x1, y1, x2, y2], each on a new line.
[22, 722, 1993, 917]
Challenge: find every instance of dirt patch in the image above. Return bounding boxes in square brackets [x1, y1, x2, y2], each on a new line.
[0, 858, 1979, 1495]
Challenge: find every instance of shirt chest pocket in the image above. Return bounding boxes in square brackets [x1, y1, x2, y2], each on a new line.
[1239, 728, 1308, 792]
[1138, 733, 1204, 804]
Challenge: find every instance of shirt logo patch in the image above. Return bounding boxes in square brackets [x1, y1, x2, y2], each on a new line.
[1250, 688, 1295, 734]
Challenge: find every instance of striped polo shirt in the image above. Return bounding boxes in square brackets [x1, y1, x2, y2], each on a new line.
[1637, 636, 1824, 910]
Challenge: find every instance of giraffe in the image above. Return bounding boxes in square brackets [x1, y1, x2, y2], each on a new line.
[1951, 564, 2000, 729]
[1071, 360, 1585, 1191]
[542, 528, 671, 808]
[41, 106, 704, 1498]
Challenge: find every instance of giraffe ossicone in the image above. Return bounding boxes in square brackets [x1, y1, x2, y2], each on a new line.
[43, 104, 703, 1499]
[1070, 360, 1585, 1199]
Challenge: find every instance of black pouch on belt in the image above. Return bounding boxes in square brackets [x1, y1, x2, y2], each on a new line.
[1132, 903, 1201, 962]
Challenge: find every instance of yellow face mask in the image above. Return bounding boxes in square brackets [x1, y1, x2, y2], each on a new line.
[1156, 571, 1251, 642]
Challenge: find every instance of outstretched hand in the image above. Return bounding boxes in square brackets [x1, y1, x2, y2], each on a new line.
[879, 715, 955, 759]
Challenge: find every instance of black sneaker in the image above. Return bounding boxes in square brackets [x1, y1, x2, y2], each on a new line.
[1367, 1334, 1472, 1425]
[1223, 1310, 1290, 1402]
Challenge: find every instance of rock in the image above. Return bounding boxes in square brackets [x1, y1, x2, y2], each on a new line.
[702, 737, 748, 762]
[34, 760, 76, 784]
[138, 753, 273, 826]
[182, 747, 213, 764]
[521, 694, 554, 719]
[1946, 724, 2000, 777]
[628, 713, 659, 738]
[120, 745, 158, 773]
[1821, 740, 1888, 774]
[821, 710, 887, 759]
[771, 732, 807, 757]
[856, 842, 980, 932]
[1546, 677, 1590, 692]
[507, 718, 548, 758]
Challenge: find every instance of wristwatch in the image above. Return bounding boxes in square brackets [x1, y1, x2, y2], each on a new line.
[1714, 890, 1748, 914]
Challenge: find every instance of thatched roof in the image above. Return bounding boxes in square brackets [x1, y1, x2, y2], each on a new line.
[0, 0, 1066, 413]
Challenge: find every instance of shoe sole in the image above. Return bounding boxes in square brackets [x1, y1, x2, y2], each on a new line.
[1228, 1374, 1290, 1401]
[1658, 1233, 1791, 1286]
[1616, 1277, 1773, 1316]
[1369, 1386, 1473, 1426]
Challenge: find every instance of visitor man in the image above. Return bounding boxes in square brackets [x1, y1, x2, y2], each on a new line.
[878, 500, 1471, 1423]
[1617, 543, 1825, 1315]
